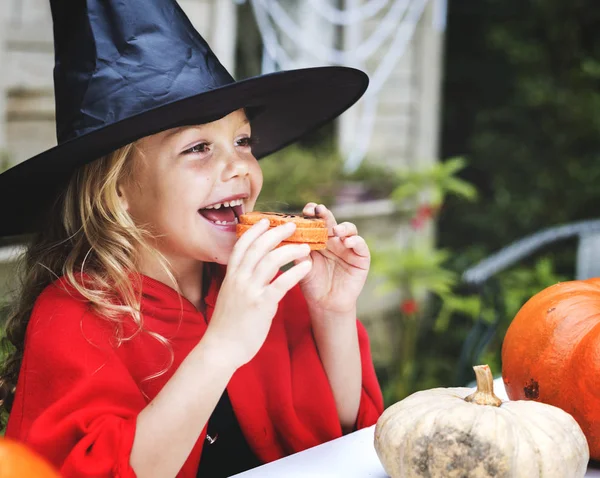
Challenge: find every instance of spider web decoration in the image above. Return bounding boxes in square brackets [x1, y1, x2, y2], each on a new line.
[248, 0, 447, 172]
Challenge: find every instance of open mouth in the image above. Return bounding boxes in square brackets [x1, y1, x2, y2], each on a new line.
[198, 198, 244, 226]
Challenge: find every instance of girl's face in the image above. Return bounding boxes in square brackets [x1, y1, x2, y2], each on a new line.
[121, 109, 262, 266]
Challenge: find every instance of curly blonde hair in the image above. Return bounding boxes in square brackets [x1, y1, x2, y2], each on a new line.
[0, 143, 178, 418]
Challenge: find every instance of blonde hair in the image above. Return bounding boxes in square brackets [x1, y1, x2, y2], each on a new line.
[0, 143, 178, 418]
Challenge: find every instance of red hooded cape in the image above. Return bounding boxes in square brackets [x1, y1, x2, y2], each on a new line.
[6, 272, 383, 477]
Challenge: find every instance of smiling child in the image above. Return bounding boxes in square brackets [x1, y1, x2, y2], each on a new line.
[0, 1, 384, 477]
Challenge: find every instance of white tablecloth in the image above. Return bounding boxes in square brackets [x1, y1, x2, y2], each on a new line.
[232, 379, 600, 477]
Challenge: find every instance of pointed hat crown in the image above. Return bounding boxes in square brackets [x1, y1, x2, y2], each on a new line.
[50, 0, 234, 143]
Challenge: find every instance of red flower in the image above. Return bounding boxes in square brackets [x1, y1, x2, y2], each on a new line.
[410, 204, 439, 230]
[417, 204, 436, 219]
[400, 299, 418, 315]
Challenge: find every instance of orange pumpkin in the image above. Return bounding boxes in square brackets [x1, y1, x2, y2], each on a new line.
[0, 437, 61, 478]
[501, 278, 600, 459]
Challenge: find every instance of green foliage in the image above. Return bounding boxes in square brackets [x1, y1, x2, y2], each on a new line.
[441, 0, 600, 264]
[367, 159, 481, 402]
[371, 243, 460, 402]
[377, 254, 566, 403]
[342, 156, 478, 207]
[410, 0, 600, 399]
[372, 246, 456, 299]
[390, 158, 478, 209]
[491, 258, 566, 326]
[367, 145, 570, 403]
[433, 293, 481, 334]
[471, 257, 567, 376]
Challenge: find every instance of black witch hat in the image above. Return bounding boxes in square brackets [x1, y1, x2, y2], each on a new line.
[0, 0, 368, 238]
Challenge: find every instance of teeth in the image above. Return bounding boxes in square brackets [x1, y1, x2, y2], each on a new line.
[214, 219, 238, 225]
[202, 198, 244, 210]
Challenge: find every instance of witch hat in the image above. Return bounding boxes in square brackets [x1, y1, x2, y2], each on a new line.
[0, 0, 367, 238]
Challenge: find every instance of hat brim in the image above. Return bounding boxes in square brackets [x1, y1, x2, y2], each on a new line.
[0, 66, 367, 238]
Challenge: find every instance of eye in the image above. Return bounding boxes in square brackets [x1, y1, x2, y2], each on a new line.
[183, 142, 210, 155]
[236, 136, 257, 149]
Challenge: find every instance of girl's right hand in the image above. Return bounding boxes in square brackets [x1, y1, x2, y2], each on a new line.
[204, 219, 312, 369]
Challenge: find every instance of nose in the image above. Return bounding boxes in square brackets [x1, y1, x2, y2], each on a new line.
[221, 152, 250, 181]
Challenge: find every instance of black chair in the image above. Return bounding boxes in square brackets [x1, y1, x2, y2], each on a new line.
[456, 219, 600, 385]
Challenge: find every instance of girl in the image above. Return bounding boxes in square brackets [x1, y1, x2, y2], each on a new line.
[0, 1, 384, 477]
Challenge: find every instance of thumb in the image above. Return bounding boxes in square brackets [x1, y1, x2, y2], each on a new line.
[294, 252, 315, 285]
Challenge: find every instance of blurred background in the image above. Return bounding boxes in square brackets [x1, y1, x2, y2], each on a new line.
[1, 0, 600, 406]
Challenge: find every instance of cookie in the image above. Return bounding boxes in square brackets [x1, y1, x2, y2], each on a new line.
[236, 212, 328, 250]
[238, 211, 325, 228]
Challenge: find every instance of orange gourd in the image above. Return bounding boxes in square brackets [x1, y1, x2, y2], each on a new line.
[0, 437, 61, 478]
[502, 278, 600, 459]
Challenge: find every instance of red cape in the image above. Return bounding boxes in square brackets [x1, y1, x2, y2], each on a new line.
[6, 272, 383, 477]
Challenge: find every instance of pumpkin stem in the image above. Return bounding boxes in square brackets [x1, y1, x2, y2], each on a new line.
[464, 364, 503, 407]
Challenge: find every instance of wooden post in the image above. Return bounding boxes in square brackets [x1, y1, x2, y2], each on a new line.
[412, 0, 445, 165]
[338, 0, 364, 161]
[410, 0, 446, 247]
[211, 0, 238, 74]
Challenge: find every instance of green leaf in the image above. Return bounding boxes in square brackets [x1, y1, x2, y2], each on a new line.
[390, 183, 422, 203]
[443, 178, 478, 201]
[441, 157, 468, 176]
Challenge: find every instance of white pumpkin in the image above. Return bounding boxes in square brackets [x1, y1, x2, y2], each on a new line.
[374, 365, 589, 478]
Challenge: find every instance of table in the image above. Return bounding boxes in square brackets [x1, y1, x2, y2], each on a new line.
[233, 379, 600, 477]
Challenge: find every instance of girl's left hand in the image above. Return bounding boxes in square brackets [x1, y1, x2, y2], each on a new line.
[296, 203, 370, 316]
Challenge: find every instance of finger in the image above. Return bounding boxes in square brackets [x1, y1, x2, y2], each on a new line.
[314, 204, 337, 236]
[342, 235, 370, 259]
[228, 218, 270, 270]
[254, 243, 311, 285]
[333, 221, 358, 238]
[302, 202, 319, 216]
[293, 253, 312, 265]
[237, 222, 298, 272]
[266, 260, 312, 303]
